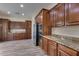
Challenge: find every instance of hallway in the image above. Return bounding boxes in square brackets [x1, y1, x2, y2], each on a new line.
[0, 40, 46, 56]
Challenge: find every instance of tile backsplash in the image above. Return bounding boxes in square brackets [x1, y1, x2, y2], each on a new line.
[10, 29, 26, 33]
[52, 26, 79, 38]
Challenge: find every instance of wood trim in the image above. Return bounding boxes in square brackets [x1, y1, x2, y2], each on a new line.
[35, 8, 49, 19]
[49, 3, 60, 12]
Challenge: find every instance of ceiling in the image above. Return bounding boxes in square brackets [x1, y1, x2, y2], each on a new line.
[0, 3, 56, 20]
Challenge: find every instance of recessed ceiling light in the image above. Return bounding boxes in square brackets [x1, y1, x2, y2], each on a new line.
[20, 4, 24, 8]
[22, 13, 24, 16]
[8, 11, 11, 14]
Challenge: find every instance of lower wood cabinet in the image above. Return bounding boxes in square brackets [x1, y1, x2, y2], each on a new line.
[26, 33, 31, 39]
[47, 39, 58, 56]
[39, 39, 43, 49]
[0, 19, 10, 41]
[7, 33, 14, 41]
[41, 36, 79, 56]
[42, 37, 48, 54]
[42, 37, 58, 56]
[7, 33, 31, 40]
[58, 50, 70, 56]
[58, 44, 78, 56]
[14, 33, 27, 40]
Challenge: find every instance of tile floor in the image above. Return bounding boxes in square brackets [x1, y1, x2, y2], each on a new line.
[0, 40, 46, 56]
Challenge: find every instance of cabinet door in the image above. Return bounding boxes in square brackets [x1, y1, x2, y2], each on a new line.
[50, 10, 55, 27]
[47, 40, 57, 56]
[2, 20, 9, 41]
[43, 26, 51, 35]
[0, 26, 2, 40]
[26, 28, 31, 39]
[27, 33, 31, 39]
[66, 3, 79, 25]
[26, 21, 32, 28]
[48, 44, 57, 56]
[58, 50, 69, 56]
[25, 21, 31, 39]
[58, 44, 77, 56]
[54, 4, 65, 27]
[0, 20, 3, 41]
[35, 12, 43, 25]
[42, 37, 48, 53]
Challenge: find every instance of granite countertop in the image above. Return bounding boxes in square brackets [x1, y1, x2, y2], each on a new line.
[40, 34, 79, 52]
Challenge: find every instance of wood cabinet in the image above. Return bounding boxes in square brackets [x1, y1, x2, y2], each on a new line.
[10, 21, 32, 40]
[65, 3, 79, 25]
[41, 37, 58, 55]
[0, 19, 10, 41]
[7, 33, 14, 41]
[39, 38, 43, 49]
[54, 4, 65, 27]
[41, 36, 79, 56]
[50, 3, 79, 26]
[0, 20, 3, 41]
[58, 44, 78, 56]
[35, 9, 51, 35]
[50, 9, 55, 27]
[58, 49, 69, 56]
[26, 21, 32, 29]
[35, 11, 43, 24]
[35, 9, 50, 26]
[14, 33, 27, 40]
[47, 39, 58, 56]
[25, 21, 32, 39]
[10, 22, 26, 29]
[42, 37, 48, 53]
[43, 26, 51, 35]
[50, 4, 65, 27]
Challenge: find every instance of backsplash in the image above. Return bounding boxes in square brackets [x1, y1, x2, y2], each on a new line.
[52, 26, 79, 38]
[10, 29, 26, 33]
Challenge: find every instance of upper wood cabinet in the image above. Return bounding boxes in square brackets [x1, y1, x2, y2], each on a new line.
[65, 3, 79, 25]
[54, 4, 65, 27]
[43, 26, 51, 35]
[50, 4, 65, 27]
[35, 11, 43, 25]
[50, 9, 55, 27]
[35, 9, 51, 35]
[50, 3, 79, 26]
[10, 22, 26, 29]
[35, 9, 50, 27]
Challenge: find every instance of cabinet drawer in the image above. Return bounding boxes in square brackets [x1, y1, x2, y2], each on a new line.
[58, 44, 77, 56]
